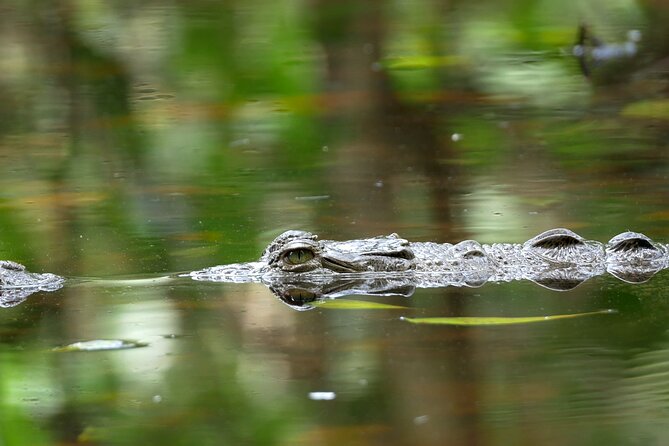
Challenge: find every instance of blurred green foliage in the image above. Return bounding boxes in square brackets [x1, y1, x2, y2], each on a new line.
[0, 0, 668, 444]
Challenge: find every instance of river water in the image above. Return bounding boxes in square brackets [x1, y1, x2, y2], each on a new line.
[1, 1, 669, 445]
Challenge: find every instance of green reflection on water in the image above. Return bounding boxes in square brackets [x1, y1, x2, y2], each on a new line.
[1, 0, 669, 444]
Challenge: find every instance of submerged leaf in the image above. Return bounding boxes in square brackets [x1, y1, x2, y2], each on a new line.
[313, 299, 407, 310]
[401, 309, 616, 326]
[53, 339, 148, 352]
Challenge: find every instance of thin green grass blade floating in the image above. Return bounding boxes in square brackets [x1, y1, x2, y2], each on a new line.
[53, 339, 149, 352]
[401, 309, 616, 326]
[313, 299, 408, 310]
[385, 55, 465, 70]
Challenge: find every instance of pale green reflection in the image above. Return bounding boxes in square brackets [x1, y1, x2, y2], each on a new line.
[0, 0, 668, 444]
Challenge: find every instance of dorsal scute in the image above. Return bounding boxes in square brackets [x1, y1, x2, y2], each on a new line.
[606, 232, 664, 279]
[524, 228, 585, 250]
[522, 228, 605, 265]
[606, 231, 657, 253]
[452, 240, 487, 259]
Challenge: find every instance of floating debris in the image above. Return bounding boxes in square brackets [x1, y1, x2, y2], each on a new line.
[162, 334, 189, 339]
[53, 339, 148, 352]
[308, 391, 336, 401]
[413, 415, 430, 425]
[294, 195, 331, 201]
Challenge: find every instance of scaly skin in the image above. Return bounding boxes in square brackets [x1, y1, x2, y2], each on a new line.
[189, 228, 668, 293]
[3, 228, 667, 310]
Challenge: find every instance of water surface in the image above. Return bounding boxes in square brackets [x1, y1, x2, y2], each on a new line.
[1, 0, 669, 445]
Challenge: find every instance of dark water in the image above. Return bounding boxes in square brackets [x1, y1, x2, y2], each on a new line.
[1, 1, 669, 445]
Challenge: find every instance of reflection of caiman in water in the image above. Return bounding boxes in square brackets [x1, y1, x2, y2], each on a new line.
[187, 228, 668, 310]
[2, 229, 668, 309]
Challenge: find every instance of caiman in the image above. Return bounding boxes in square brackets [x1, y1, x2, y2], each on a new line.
[2, 229, 667, 309]
[186, 228, 668, 309]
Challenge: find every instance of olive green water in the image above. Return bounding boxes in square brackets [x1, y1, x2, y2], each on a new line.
[2, 1, 669, 445]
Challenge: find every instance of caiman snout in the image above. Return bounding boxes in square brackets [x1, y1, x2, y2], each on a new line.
[322, 248, 415, 273]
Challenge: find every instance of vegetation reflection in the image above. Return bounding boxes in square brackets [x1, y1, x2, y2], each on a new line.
[0, 0, 668, 445]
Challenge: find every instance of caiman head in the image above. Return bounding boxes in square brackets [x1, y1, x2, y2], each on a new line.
[188, 230, 417, 282]
[260, 230, 416, 274]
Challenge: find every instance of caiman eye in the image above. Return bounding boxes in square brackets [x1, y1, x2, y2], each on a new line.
[284, 248, 315, 265]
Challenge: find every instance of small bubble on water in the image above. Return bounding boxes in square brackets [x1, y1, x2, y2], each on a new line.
[308, 391, 336, 401]
[451, 133, 463, 142]
[230, 138, 250, 147]
[153, 395, 162, 403]
[374, 180, 384, 188]
[413, 415, 429, 425]
[322, 145, 329, 152]
[628, 29, 641, 42]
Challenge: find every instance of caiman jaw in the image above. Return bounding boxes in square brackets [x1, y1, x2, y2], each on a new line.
[321, 255, 363, 273]
[321, 250, 415, 273]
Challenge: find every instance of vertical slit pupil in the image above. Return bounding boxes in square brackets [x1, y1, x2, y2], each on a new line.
[286, 249, 314, 264]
